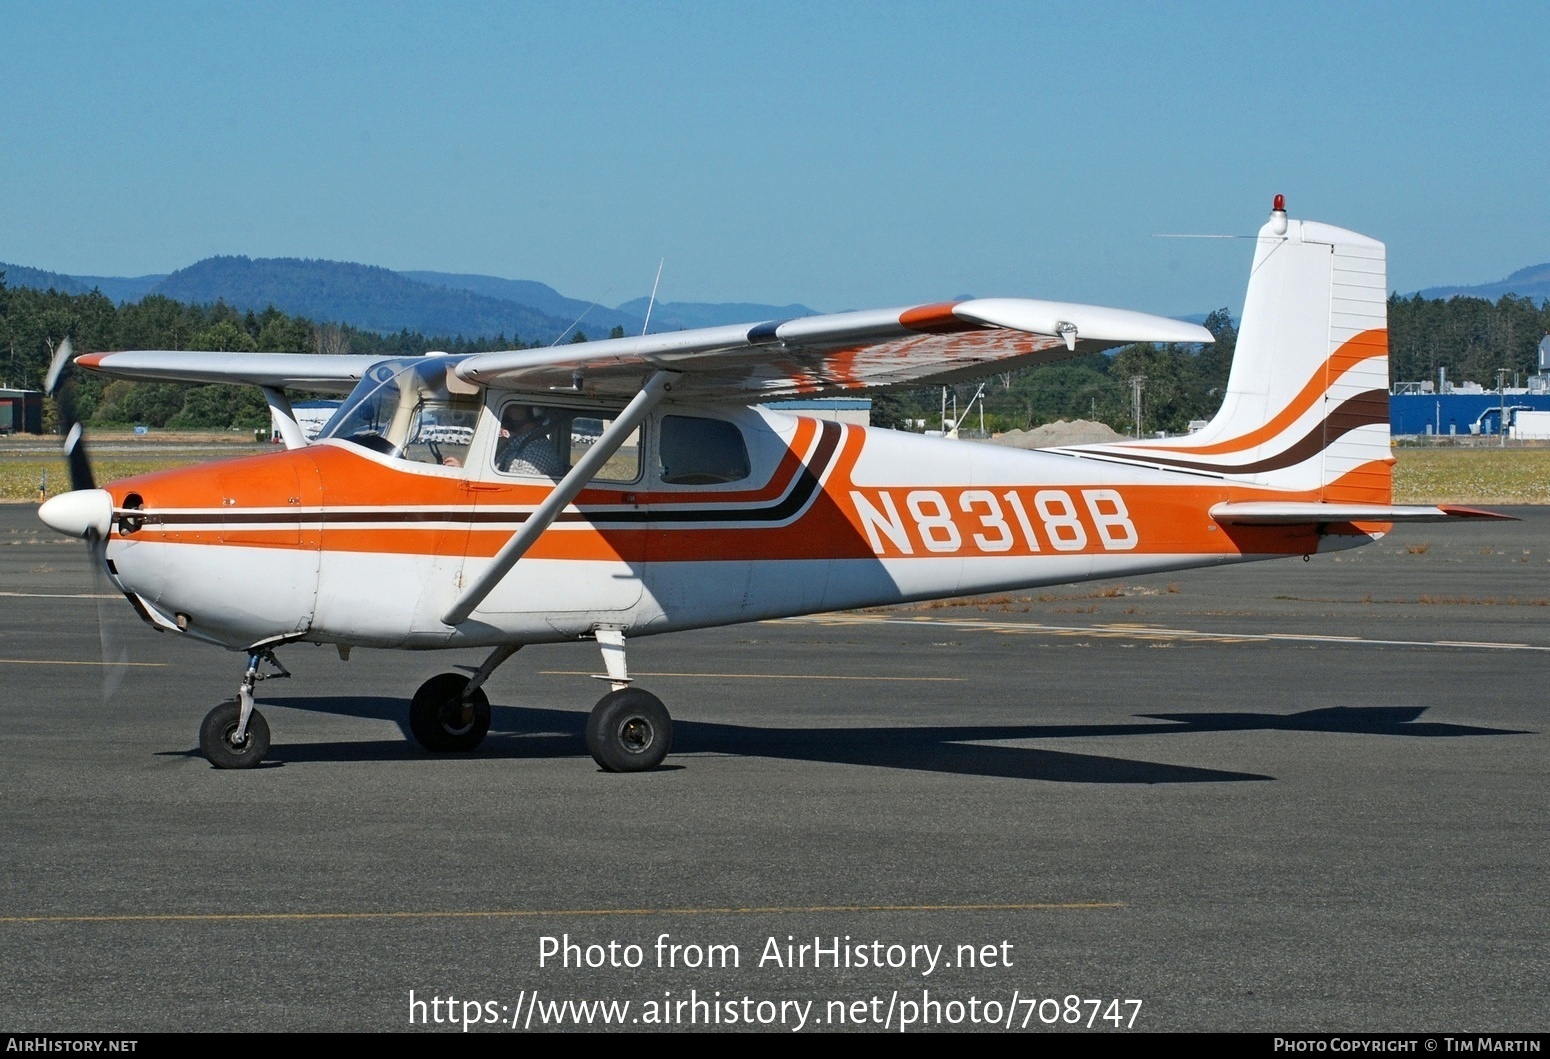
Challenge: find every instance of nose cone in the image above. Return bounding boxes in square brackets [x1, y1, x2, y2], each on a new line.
[39, 488, 114, 539]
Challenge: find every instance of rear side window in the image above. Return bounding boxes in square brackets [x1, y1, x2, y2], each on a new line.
[659, 415, 750, 485]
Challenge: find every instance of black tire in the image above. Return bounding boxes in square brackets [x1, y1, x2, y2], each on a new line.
[409, 673, 491, 752]
[199, 700, 271, 769]
[586, 688, 672, 772]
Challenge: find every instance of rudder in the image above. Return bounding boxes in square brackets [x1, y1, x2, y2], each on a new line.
[1074, 198, 1392, 501]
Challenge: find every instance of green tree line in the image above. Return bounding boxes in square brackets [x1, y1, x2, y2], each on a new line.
[0, 279, 541, 430]
[872, 309, 1238, 437]
[1387, 293, 1550, 388]
[3, 271, 1546, 435]
[879, 294, 1550, 437]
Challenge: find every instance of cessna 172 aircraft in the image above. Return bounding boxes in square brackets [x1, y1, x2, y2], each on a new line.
[38, 198, 1502, 772]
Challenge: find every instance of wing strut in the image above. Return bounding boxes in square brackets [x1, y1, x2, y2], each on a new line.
[261, 387, 309, 450]
[441, 370, 676, 626]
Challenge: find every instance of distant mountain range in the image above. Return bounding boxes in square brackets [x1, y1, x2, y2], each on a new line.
[4, 252, 1543, 347]
[1413, 263, 1550, 303]
[0, 257, 820, 345]
[0, 262, 168, 303]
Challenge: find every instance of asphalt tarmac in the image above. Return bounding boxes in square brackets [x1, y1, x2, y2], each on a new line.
[1, 503, 1545, 1033]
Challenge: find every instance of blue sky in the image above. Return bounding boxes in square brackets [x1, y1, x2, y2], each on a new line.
[2, 1, 1545, 316]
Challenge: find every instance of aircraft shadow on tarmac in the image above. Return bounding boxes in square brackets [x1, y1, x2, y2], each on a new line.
[164, 697, 1525, 784]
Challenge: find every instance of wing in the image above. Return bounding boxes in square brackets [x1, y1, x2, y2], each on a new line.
[71, 297, 1209, 401]
[73, 351, 388, 394]
[456, 299, 1211, 400]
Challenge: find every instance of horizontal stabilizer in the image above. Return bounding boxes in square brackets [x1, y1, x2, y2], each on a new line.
[1210, 502, 1516, 525]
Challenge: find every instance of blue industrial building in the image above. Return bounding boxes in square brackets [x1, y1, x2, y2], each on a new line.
[1390, 392, 1550, 436]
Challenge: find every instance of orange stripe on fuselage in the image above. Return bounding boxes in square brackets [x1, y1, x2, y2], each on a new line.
[105, 421, 1348, 565]
[839, 480, 1324, 560]
[642, 420, 873, 562]
[108, 418, 821, 513]
[1107, 329, 1388, 457]
[104, 418, 828, 561]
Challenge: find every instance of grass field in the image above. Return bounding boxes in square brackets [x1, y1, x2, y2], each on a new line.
[0, 455, 217, 501]
[1391, 447, 1550, 505]
[4, 438, 1549, 505]
[0, 433, 265, 502]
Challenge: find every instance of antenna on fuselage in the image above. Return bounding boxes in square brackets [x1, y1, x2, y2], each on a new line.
[641, 259, 665, 336]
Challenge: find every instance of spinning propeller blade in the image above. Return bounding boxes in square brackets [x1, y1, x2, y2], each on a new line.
[46, 338, 96, 491]
[43, 337, 125, 700]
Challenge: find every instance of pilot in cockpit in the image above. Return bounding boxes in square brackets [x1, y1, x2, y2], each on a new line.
[495, 404, 566, 477]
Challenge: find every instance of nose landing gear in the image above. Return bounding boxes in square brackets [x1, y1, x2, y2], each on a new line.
[199, 648, 289, 769]
[198, 700, 271, 769]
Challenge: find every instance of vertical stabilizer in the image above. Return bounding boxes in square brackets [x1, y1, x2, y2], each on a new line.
[1073, 199, 1392, 501]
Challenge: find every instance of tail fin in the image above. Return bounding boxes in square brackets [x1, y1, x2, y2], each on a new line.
[1080, 199, 1392, 501]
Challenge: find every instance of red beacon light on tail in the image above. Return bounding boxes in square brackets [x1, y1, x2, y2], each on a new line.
[1270, 193, 1288, 236]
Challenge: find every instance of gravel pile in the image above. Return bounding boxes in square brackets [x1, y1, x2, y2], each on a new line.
[985, 419, 1125, 449]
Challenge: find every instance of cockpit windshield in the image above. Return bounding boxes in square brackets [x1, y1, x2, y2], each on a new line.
[318, 357, 482, 468]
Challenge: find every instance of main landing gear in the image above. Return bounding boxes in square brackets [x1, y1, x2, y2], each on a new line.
[583, 628, 672, 772]
[407, 644, 517, 753]
[198, 633, 675, 772]
[199, 648, 289, 769]
[407, 630, 674, 772]
[586, 687, 672, 773]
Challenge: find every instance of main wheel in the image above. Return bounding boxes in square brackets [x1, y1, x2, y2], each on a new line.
[199, 700, 271, 769]
[410, 673, 491, 752]
[586, 688, 672, 772]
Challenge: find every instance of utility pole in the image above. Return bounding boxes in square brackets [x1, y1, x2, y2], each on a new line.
[1130, 375, 1146, 438]
[1497, 368, 1509, 447]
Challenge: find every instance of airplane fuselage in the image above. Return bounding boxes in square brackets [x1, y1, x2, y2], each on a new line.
[99, 403, 1378, 653]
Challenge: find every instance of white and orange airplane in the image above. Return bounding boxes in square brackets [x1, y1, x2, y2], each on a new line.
[39, 199, 1503, 771]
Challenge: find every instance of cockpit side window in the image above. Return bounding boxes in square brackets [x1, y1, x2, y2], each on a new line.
[401, 398, 480, 468]
[659, 415, 750, 485]
[319, 357, 479, 470]
[492, 401, 642, 483]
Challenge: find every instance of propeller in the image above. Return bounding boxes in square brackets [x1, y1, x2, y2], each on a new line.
[46, 338, 95, 491]
[42, 338, 129, 701]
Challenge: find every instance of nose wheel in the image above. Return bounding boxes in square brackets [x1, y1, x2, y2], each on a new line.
[199, 649, 286, 769]
[199, 700, 271, 769]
